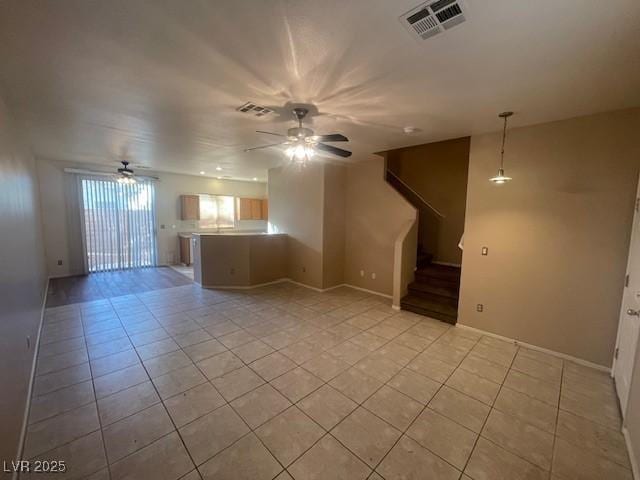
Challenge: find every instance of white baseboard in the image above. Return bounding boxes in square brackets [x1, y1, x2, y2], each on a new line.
[623, 426, 639, 480]
[200, 278, 290, 290]
[14, 277, 50, 479]
[284, 279, 326, 292]
[47, 272, 84, 279]
[201, 278, 392, 300]
[457, 323, 611, 373]
[287, 280, 392, 299]
[339, 283, 392, 299]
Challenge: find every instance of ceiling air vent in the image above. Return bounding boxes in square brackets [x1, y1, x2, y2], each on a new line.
[236, 102, 273, 117]
[399, 0, 466, 41]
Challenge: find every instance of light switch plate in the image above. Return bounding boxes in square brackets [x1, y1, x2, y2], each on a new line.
[481, 247, 488, 256]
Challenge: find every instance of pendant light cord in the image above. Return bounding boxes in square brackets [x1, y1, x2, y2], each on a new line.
[500, 114, 508, 169]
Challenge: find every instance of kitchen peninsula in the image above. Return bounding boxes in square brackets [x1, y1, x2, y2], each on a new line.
[192, 232, 287, 287]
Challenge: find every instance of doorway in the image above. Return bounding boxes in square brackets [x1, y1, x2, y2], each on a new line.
[80, 177, 158, 272]
[614, 174, 640, 415]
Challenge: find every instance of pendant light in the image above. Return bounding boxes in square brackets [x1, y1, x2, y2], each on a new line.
[489, 111, 513, 184]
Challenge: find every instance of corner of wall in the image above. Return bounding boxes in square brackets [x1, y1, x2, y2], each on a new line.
[343, 154, 416, 296]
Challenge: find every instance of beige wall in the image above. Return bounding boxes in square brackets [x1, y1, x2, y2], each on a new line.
[323, 163, 346, 289]
[36, 158, 267, 276]
[248, 234, 288, 285]
[344, 155, 416, 296]
[194, 234, 287, 287]
[393, 217, 419, 306]
[386, 137, 470, 265]
[459, 108, 640, 366]
[268, 163, 324, 289]
[0, 96, 46, 464]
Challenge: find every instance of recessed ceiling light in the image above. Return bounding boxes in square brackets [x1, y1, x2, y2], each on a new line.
[217, 176, 222, 179]
[403, 126, 417, 134]
[253, 177, 258, 181]
[216, 166, 222, 171]
[199, 171, 205, 175]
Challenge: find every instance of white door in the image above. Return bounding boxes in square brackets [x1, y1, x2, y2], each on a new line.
[614, 174, 640, 415]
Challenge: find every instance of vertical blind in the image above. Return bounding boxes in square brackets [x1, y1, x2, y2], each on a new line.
[80, 177, 158, 272]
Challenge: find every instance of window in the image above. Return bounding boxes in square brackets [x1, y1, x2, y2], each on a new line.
[198, 194, 235, 229]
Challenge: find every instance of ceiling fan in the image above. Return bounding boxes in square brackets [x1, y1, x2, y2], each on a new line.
[116, 160, 136, 184]
[244, 107, 352, 165]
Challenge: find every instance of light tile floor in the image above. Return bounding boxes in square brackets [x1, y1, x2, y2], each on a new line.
[24, 282, 632, 480]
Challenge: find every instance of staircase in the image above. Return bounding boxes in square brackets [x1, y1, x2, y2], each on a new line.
[386, 168, 462, 324]
[401, 257, 460, 325]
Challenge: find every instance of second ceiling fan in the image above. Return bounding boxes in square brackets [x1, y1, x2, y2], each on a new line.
[244, 107, 352, 165]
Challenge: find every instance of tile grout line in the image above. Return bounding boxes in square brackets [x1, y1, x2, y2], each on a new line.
[108, 295, 205, 475]
[34, 299, 475, 477]
[460, 341, 521, 478]
[162, 295, 404, 476]
[35, 282, 625, 480]
[98, 286, 381, 476]
[173, 294, 396, 475]
[360, 328, 483, 478]
[79, 308, 114, 480]
[550, 355, 565, 480]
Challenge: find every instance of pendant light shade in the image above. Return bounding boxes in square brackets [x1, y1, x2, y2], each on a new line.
[490, 111, 513, 184]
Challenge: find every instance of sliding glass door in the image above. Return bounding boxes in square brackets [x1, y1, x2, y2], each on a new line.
[80, 177, 158, 272]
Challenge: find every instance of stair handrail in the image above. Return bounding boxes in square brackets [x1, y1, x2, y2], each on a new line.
[386, 169, 446, 218]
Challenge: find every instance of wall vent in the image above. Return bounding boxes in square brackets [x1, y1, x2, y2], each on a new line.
[399, 0, 466, 41]
[236, 102, 273, 117]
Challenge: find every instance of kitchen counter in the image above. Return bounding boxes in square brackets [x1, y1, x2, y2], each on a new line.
[193, 232, 287, 287]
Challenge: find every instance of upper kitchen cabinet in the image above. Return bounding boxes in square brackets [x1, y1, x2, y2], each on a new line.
[238, 198, 268, 220]
[181, 195, 200, 220]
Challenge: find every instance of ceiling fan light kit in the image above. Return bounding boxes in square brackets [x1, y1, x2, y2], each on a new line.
[489, 111, 514, 185]
[244, 106, 351, 166]
[116, 160, 137, 184]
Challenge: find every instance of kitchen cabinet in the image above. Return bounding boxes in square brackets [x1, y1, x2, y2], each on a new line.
[250, 199, 262, 219]
[179, 235, 192, 265]
[238, 198, 252, 220]
[238, 198, 268, 220]
[181, 195, 200, 220]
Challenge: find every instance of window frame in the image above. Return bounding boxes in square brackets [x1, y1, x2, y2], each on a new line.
[196, 193, 236, 230]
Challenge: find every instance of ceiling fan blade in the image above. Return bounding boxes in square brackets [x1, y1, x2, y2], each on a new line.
[314, 133, 348, 142]
[244, 142, 285, 152]
[256, 130, 286, 137]
[316, 143, 352, 158]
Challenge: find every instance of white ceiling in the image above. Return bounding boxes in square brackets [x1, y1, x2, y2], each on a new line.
[1, 0, 639, 181]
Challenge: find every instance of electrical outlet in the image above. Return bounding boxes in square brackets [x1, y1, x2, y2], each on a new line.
[371, 273, 376, 280]
[360, 270, 364, 277]
[57, 259, 63, 266]
[477, 304, 484, 312]
[481, 247, 488, 256]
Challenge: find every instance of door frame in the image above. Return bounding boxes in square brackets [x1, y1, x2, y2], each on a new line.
[612, 172, 640, 415]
